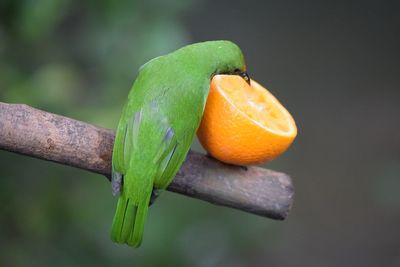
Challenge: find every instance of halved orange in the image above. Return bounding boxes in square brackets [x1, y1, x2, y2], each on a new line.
[197, 74, 297, 165]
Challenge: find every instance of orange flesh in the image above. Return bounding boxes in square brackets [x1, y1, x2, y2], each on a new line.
[197, 74, 297, 165]
[217, 77, 292, 133]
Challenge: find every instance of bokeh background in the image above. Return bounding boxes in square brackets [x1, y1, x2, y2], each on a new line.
[1, 0, 400, 266]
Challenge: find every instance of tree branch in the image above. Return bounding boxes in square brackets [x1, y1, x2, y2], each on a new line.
[0, 102, 294, 220]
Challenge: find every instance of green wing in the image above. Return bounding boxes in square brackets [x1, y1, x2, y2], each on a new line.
[111, 51, 211, 247]
[111, 101, 182, 247]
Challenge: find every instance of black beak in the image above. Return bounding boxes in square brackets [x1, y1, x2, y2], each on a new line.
[238, 71, 251, 85]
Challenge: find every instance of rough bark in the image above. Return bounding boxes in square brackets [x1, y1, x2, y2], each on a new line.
[0, 102, 294, 219]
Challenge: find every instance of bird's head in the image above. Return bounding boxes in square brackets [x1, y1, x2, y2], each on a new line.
[209, 40, 250, 84]
[181, 40, 250, 84]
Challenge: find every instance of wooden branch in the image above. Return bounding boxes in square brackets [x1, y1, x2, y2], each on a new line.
[0, 102, 294, 220]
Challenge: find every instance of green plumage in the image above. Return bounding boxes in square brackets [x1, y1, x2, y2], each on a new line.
[111, 40, 246, 247]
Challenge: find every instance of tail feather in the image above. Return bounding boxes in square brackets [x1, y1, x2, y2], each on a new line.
[111, 195, 127, 243]
[111, 195, 136, 244]
[120, 199, 138, 243]
[128, 193, 151, 247]
[111, 193, 151, 247]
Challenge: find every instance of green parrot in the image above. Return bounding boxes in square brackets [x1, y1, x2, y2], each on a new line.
[111, 40, 249, 247]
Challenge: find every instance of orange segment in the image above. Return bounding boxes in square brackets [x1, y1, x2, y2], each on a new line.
[197, 74, 297, 165]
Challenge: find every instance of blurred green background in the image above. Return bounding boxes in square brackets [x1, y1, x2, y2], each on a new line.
[1, 0, 399, 266]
